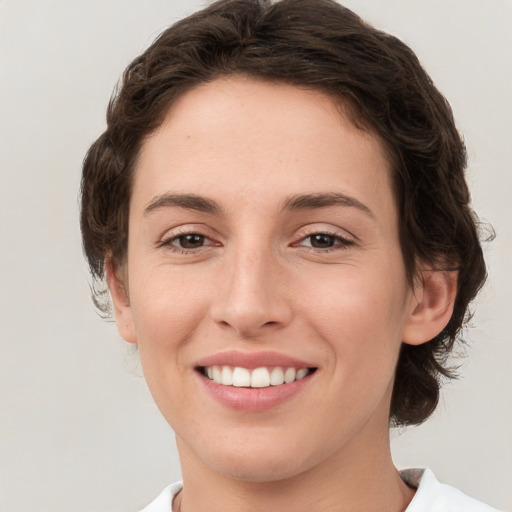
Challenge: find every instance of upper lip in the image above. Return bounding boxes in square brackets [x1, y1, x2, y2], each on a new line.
[195, 350, 316, 370]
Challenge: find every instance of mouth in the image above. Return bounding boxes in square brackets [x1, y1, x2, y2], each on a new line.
[198, 365, 317, 388]
[194, 351, 318, 411]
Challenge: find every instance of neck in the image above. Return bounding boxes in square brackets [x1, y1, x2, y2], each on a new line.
[175, 428, 414, 512]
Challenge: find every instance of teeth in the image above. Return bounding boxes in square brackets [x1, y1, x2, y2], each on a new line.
[296, 368, 309, 380]
[204, 365, 312, 388]
[232, 367, 251, 387]
[270, 367, 284, 386]
[212, 366, 222, 384]
[251, 367, 270, 388]
[221, 366, 232, 386]
[284, 367, 296, 383]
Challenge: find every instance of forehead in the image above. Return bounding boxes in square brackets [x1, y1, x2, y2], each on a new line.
[133, 76, 395, 221]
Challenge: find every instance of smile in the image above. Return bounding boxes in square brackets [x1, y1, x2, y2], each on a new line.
[195, 351, 318, 411]
[201, 366, 314, 388]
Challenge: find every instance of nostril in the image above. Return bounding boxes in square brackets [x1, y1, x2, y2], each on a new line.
[212, 298, 293, 336]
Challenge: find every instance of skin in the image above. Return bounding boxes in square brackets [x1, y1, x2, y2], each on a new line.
[108, 76, 456, 512]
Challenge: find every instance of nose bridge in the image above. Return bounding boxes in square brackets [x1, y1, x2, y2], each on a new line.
[212, 234, 291, 336]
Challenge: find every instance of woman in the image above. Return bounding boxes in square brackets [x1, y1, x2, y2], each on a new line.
[80, 1, 499, 510]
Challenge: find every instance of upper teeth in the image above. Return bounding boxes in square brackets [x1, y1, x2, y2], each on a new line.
[204, 366, 311, 388]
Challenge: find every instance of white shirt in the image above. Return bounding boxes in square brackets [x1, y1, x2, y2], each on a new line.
[139, 468, 501, 512]
[400, 468, 501, 511]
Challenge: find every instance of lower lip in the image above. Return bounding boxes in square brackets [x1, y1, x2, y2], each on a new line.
[197, 372, 315, 412]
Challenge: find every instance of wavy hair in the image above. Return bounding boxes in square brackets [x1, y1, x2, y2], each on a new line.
[81, 0, 488, 425]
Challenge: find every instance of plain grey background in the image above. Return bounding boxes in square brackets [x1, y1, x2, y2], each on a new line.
[0, 1, 511, 511]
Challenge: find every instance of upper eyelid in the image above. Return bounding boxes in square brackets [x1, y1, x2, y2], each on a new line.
[294, 233, 355, 248]
[159, 224, 216, 239]
[293, 224, 357, 242]
[158, 232, 220, 254]
[156, 223, 357, 244]
[157, 227, 219, 251]
[300, 232, 351, 241]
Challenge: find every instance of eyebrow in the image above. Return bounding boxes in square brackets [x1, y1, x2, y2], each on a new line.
[281, 192, 375, 219]
[143, 191, 374, 219]
[144, 193, 222, 216]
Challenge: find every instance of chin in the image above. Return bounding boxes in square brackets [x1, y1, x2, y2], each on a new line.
[184, 430, 323, 484]
[210, 452, 308, 483]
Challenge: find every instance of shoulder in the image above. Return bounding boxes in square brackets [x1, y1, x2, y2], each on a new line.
[138, 482, 183, 512]
[401, 468, 502, 512]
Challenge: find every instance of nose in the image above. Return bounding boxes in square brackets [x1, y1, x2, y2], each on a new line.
[210, 245, 293, 338]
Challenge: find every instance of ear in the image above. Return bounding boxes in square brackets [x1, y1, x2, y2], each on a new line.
[106, 258, 137, 344]
[402, 269, 458, 346]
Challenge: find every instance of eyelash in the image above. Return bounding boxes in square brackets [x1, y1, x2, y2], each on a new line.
[294, 231, 355, 252]
[159, 229, 354, 254]
[159, 229, 218, 254]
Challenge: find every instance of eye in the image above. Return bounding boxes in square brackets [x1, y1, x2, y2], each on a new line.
[296, 232, 354, 251]
[305, 233, 338, 249]
[173, 233, 207, 249]
[160, 231, 218, 252]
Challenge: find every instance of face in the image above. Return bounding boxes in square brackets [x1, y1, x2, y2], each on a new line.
[113, 77, 422, 483]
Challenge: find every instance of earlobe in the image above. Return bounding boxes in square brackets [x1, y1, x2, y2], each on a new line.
[402, 269, 458, 346]
[106, 258, 137, 344]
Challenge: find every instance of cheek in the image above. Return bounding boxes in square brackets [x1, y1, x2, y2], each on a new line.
[128, 267, 212, 422]
[295, 266, 409, 429]
[128, 265, 212, 374]
[297, 261, 409, 365]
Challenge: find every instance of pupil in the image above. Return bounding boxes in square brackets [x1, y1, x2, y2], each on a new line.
[311, 234, 334, 248]
[180, 234, 204, 248]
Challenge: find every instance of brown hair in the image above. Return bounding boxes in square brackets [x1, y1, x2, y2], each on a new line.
[80, 0, 487, 426]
